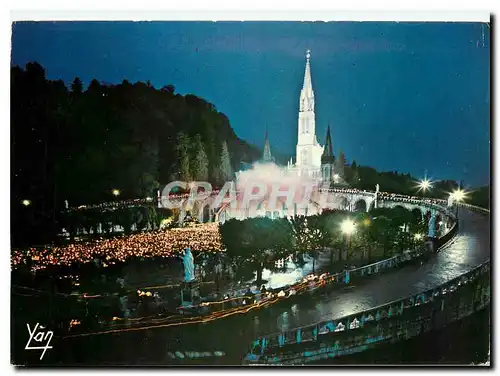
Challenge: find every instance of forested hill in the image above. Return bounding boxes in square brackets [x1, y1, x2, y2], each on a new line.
[11, 62, 261, 245]
[12, 62, 261, 204]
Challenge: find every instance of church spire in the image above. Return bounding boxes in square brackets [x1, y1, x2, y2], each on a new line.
[303, 49, 312, 91]
[321, 123, 334, 164]
[299, 49, 315, 113]
[262, 126, 274, 163]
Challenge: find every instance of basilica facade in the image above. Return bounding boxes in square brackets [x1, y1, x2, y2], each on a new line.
[220, 51, 342, 223]
[268, 50, 339, 185]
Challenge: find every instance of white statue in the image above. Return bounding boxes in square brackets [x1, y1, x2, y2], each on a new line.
[375, 184, 380, 194]
[181, 248, 195, 282]
[428, 215, 437, 238]
[447, 195, 454, 207]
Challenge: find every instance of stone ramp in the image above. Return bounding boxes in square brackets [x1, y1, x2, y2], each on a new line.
[183, 208, 490, 360]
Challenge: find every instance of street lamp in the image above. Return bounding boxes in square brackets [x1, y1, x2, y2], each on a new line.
[21, 199, 31, 207]
[341, 219, 356, 262]
[450, 188, 466, 219]
[112, 189, 120, 197]
[417, 178, 432, 197]
[341, 219, 356, 235]
[451, 188, 466, 202]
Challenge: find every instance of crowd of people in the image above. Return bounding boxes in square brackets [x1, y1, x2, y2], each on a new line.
[11, 222, 222, 273]
[68, 190, 223, 213]
[13, 187, 458, 276]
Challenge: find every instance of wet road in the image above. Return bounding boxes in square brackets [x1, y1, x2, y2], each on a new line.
[265, 208, 490, 332]
[63, 207, 490, 364]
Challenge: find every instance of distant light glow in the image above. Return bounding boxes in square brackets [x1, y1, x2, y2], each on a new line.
[112, 189, 120, 196]
[417, 178, 433, 192]
[21, 199, 31, 206]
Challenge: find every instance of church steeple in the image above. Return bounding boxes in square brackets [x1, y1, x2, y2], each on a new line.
[262, 126, 274, 163]
[300, 49, 314, 113]
[321, 124, 334, 164]
[296, 49, 323, 173]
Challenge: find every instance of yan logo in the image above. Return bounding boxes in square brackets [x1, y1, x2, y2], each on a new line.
[25, 323, 53, 360]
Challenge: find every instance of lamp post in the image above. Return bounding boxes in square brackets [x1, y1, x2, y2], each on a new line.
[451, 188, 466, 220]
[417, 178, 432, 198]
[341, 219, 356, 262]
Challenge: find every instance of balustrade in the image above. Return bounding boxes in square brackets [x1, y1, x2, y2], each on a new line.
[246, 258, 490, 364]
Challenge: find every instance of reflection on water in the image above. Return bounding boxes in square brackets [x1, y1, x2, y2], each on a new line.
[253, 255, 320, 290]
[12, 209, 490, 366]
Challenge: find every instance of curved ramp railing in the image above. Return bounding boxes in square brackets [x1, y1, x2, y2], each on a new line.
[243, 204, 489, 364]
[245, 258, 490, 364]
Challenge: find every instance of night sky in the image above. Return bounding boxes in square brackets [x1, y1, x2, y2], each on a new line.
[11, 21, 490, 186]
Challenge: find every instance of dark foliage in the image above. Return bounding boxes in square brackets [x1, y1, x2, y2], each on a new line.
[11, 63, 260, 246]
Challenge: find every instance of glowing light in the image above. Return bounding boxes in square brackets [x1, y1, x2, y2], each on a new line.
[21, 199, 31, 206]
[11, 223, 222, 272]
[451, 188, 466, 202]
[341, 219, 356, 235]
[112, 189, 120, 196]
[417, 178, 432, 192]
[414, 233, 424, 241]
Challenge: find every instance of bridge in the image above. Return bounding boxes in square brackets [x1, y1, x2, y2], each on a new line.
[62, 194, 490, 365]
[66, 188, 455, 235]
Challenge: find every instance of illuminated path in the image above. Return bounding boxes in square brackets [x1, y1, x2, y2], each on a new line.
[62, 206, 490, 364]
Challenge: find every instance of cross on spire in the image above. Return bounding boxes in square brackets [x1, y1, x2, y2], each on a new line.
[302, 49, 313, 93]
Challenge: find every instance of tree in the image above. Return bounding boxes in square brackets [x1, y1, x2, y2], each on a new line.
[163, 84, 175, 94]
[71, 77, 83, 94]
[220, 217, 292, 285]
[335, 151, 346, 179]
[290, 214, 330, 273]
[191, 134, 209, 181]
[351, 169, 360, 187]
[175, 132, 192, 182]
[219, 140, 233, 182]
[10, 62, 262, 247]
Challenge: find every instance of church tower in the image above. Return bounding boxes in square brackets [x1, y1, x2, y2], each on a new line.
[296, 50, 324, 177]
[262, 127, 274, 163]
[321, 124, 335, 183]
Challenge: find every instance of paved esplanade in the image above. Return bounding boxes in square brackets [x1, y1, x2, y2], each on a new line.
[170, 207, 490, 358]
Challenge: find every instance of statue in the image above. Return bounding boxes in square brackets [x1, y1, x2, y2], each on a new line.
[375, 184, 380, 194]
[428, 215, 437, 238]
[447, 195, 454, 208]
[181, 248, 195, 282]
